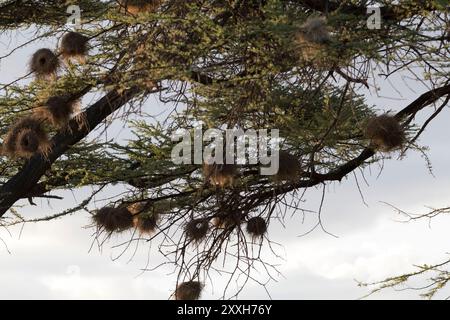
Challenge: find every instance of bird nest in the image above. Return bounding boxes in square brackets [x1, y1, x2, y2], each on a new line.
[202, 163, 238, 188]
[175, 281, 203, 300]
[2, 117, 51, 159]
[246, 216, 267, 237]
[34, 96, 80, 128]
[29, 48, 59, 79]
[364, 114, 405, 152]
[118, 0, 162, 15]
[93, 207, 134, 233]
[185, 219, 209, 242]
[60, 32, 89, 64]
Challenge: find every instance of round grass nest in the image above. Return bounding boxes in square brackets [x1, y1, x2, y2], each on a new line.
[93, 207, 134, 233]
[34, 96, 79, 128]
[134, 211, 159, 235]
[129, 200, 170, 234]
[118, 0, 162, 15]
[135, 213, 159, 234]
[364, 114, 405, 152]
[274, 151, 302, 182]
[294, 17, 340, 68]
[295, 17, 330, 63]
[212, 211, 243, 230]
[299, 16, 331, 45]
[175, 281, 203, 300]
[60, 32, 89, 63]
[2, 116, 50, 159]
[29, 48, 59, 79]
[246, 216, 267, 237]
[185, 219, 209, 242]
[202, 163, 238, 188]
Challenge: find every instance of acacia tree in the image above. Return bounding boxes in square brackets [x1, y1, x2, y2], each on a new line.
[0, 0, 449, 299]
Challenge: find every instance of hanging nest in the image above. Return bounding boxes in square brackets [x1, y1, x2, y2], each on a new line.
[135, 212, 159, 234]
[127, 201, 148, 216]
[29, 48, 59, 79]
[2, 117, 50, 159]
[274, 151, 302, 183]
[202, 163, 238, 188]
[130, 200, 169, 234]
[246, 216, 267, 237]
[118, 0, 162, 15]
[175, 281, 203, 300]
[185, 219, 209, 242]
[60, 32, 89, 63]
[34, 96, 79, 128]
[129, 201, 160, 235]
[300, 16, 331, 44]
[295, 16, 332, 66]
[93, 207, 134, 233]
[212, 211, 243, 230]
[364, 114, 405, 152]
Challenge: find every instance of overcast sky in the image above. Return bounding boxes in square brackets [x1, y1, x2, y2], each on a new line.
[1, 26, 450, 300]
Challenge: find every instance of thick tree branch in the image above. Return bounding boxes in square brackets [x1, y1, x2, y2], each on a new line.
[396, 83, 450, 120]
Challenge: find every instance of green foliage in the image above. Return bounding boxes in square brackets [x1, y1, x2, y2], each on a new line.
[0, 0, 449, 299]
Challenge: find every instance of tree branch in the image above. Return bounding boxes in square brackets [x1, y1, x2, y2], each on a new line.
[0, 86, 144, 216]
[263, 83, 450, 198]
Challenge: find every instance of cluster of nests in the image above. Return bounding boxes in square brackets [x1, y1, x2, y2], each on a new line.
[30, 31, 89, 80]
[184, 214, 268, 244]
[118, 0, 163, 15]
[93, 201, 161, 235]
[1, 32, 89, 160]
[364, 114, 405, 152]
[169, 113, 404, 301]
[174, 218, 268, 300]
[93, 199, 268, 239]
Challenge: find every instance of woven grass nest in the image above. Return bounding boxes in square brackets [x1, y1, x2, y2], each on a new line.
[135, 212, 159, 234]
[364, 114, 405, 152]
[118, 0, 162, 15]
[2, 116, 50, 159]
[212, 211, 243, 230]
[128, 201, 164, 235]
[295, 16, 331, 65]
[246, 216, 267, 237]
[34, 95, 79, 128]
[185, 219, 209, 242]
[60, 32, 89, 63]
[202, 163, 238, 188]
[29, 48, 59, 79]
[273, 151, 302, 183]
[175, 281, 203, 300]
[93, 207, 134, 233]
